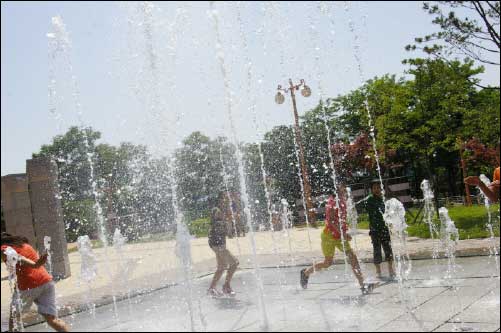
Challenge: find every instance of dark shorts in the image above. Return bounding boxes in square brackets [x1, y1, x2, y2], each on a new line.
[371, 235, 393, 265]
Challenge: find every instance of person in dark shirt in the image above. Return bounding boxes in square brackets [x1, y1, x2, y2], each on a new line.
[207, 206, 239, 297]
[358, 181, 395, 279]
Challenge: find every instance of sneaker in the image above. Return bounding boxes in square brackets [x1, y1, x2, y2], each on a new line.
[361, 282, 378, 295]
[222, 285, 236, 297]
[207, 288, 223, 298]
[300, 269, 309, 289]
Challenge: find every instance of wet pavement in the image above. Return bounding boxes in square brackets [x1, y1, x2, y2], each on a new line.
[23, 256, 500, 332]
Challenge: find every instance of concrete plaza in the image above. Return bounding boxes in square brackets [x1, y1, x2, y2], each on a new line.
[22, 255, 500, 332]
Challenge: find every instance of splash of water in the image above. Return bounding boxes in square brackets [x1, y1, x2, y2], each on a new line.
[43, 236, 53, 276]
[478, 174, 500, 274]
[48, 15, 120, 324]
[438, 208, 459, 278]
[420, 180, 439, 258]
[174, 220, 196, 331]
[346, 187, 359, 250]
[4, 247, 24, 332]
[384, 199, 411, 279]
[209, 3, 269, 330]
[344, 5, 386, 201]
[130, 2, 196, 329]
[383, 198, 424, 330]
[438, 207, 466, 329]
[309, 2, 349, 275]
[235, 2, 292, 307]
[113, 228, 132, 313]
[218, 144, 242, 256]
[77, 235, 97, 316]
[280, 199, 296, 266]
[261, 1, 314, 257]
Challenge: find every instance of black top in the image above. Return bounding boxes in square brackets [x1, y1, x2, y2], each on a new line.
[208, 219, 226, 248]
[358, 194, 391, 240]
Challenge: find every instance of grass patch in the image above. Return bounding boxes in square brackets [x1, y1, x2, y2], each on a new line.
[407, 203, 500, 240]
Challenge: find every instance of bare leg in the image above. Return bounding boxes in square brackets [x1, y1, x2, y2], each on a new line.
[347, 250, 364, 287]
[305, 257, 333, 277]
[210, 268, 225, 290]
[375, 264, 382, 278]
[224, 263, 238, 288]
[387, 260, 396, 277]
[44, 315, 70, 332]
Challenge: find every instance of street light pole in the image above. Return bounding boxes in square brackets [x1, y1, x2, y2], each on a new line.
[276, 79, 317, 227]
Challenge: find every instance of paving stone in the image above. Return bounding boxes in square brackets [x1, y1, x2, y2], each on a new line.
[9, 253, 501, 332]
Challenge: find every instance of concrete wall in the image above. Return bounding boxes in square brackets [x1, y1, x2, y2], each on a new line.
[1, 174, 37, 247]
[27, 158, 71, 280]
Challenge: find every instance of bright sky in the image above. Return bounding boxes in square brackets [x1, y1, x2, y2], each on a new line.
[2, 1, 499, 176]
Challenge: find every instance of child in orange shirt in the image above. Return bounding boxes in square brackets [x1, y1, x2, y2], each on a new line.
[1, 233, 69, 332]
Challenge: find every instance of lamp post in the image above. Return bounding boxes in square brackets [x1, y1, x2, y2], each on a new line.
[275, 79, 317, 227]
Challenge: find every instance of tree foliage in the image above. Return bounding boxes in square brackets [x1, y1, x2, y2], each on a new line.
[407, 1, 500, 68]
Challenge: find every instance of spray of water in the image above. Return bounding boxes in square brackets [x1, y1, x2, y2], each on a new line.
[384, 198, 424, 331]
[218, 140, 242, 256]
[4, 247, 24, 332]
[130, 2, 196, 330]
[262, 1, 315, 257]
[346, 187, 359, 251]
[344, 5, 386, 201]
[438, 207, 467, 330]
[438, 208, 459, 279]
[174, 220, 196, 331]
[478, 174, 500, 275]
[420, 180, 439, 258]
[43, 236, 53, 276]
[281, 198, 296, 266]
[48, 15, 121, 324]
[209, 2, 269, 330]
[77, 235, 97, 317]
[309, 2, 350, 274]
[113, 228, 132, 313]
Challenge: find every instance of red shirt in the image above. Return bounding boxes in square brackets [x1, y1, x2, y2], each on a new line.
[324, 196, 348, 240]
[1, 243, 52, 290]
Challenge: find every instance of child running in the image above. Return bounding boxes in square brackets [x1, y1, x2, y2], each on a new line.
[1, 232, 70, 332]
[300, 186, 376, 294]
[207, 204, 239, 297]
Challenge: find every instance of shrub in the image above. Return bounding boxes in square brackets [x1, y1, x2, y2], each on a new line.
[188, 217, 211, 237]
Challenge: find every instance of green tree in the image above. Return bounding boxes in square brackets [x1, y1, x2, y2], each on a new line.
[262, 125, 301, 210]
[462, 88, 501, 145]
[241, 142, 268, 228]
[174, 132, 239, 221]
[386, 58, 484, 196]
[407, 1, 500, 70]
[33, 126, 101, 201]
[33, 126, 102, 240]
[132, 156, 175, 238]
